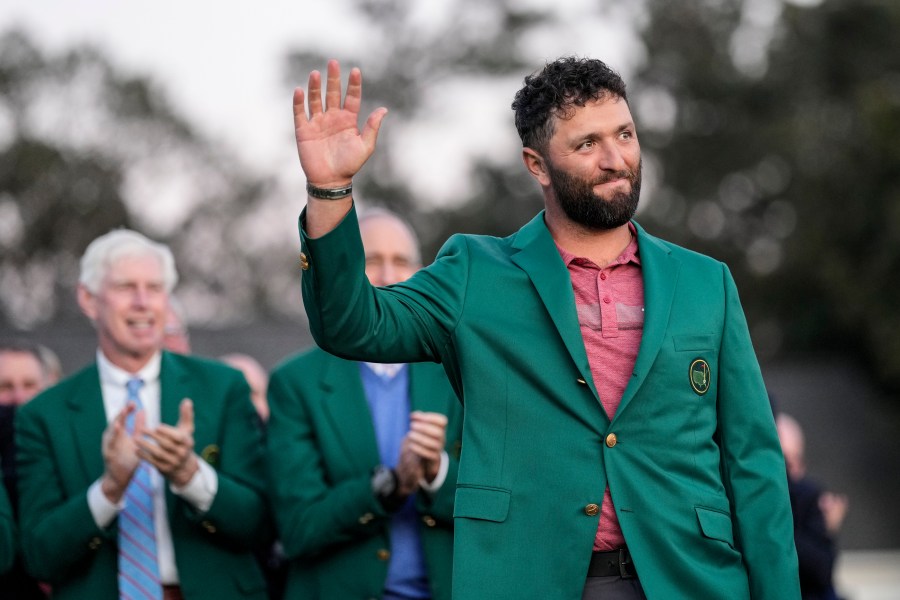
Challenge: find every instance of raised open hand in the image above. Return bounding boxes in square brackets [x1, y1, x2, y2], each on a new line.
[293, 59, 388, 190]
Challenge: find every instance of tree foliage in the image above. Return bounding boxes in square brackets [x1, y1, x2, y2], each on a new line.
[3, 0, 899, 393]
[633, 0, 900, 389]
[0, 29, 299, 328]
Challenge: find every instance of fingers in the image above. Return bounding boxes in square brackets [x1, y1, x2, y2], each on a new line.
[411, 411, 448, 427]
[343, 66, 362, 113]
[325, 59, 342, 111]
[293, 87, 308, 130]
[114, 402, 137, 429]
[178, 398, 195, 434]
[306, 69, 323, 117]
[407, 411, 448, 459]
[361, 106, 389, 150]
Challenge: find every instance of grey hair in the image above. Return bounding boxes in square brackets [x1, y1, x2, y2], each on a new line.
[79, 229, 178, 294]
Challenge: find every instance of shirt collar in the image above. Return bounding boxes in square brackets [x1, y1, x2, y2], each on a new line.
[362, 362, 406, 379]
[556, 222, 641, 268]
[97, 349, 162, 388]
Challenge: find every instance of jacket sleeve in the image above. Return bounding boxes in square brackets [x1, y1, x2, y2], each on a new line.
[716, 264, 801, 598]
[0, 471, 14, 574]
[266, 366, 390, 559]
[300, 205, 468, 370]
[15, 405, 109, 582]
[182, 373, 272, 550]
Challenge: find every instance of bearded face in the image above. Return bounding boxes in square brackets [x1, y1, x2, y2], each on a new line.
[546, 156, 642, 231]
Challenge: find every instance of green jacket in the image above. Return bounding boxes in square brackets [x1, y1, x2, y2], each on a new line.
[299, 207, 800, 600]
[267, 348, 462, 599]
[15, 351, 271, 600]
[0, 460, 14, 575]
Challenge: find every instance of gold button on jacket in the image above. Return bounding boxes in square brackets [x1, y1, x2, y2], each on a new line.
[605, 433, 618, 448]
[376, 548, 391, 561]
[584, 503, 600, 516]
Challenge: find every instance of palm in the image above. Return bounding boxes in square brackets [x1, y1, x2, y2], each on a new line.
[295, 112, 369, 184]
[293, 60, 386, 187]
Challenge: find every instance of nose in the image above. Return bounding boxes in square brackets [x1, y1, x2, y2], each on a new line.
[381, 264, 401, 287]
[131, 286, 150, 307]
[597, 139, 627, 172]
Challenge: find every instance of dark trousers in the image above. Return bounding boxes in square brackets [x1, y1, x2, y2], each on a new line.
[581, 575, 647, 600]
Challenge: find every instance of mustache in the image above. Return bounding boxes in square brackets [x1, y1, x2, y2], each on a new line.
[592, 170, 636, 185]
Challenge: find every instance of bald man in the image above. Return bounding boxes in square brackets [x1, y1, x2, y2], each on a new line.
[267, 209, 462, 600]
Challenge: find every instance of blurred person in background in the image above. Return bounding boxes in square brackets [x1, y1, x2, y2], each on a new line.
[36, 345, 62, 387]
[15, 229, 271, 600]
[0, 340, 53, 599]
[220, 351, 286, 599]
[267, 209, 462, 599]
[220, 353, 270, 425]
[777, 412, 848, 600]
[0, 473, 14, 581]
[163, 296, 192, 354]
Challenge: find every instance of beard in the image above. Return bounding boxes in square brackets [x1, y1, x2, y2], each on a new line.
[547, 157, 642, 231]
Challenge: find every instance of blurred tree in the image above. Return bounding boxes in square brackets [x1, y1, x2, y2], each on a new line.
[283, 0, 562, 258]
[632, 0, 900, 391]
[283, 0, 900, 393]
[0, 29, 299, 329]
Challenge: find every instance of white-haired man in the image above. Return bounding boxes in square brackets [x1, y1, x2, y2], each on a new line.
[15, 229, 271, 600]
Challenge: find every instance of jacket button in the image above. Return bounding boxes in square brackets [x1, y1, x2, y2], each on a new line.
[202, 521, 217, 533]
[422, 515, 437, 527]
[605, 433, 618, 448]
[576, 378, 587, 385]
[584, 503, 600, 516]
[88, 537, 102, 550]
[299, 252, 310, 271]
[358, 512, 375, 524]
[376, 548, 391, 561]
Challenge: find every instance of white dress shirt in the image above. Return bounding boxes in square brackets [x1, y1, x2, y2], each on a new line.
[86, 350, 218, 584]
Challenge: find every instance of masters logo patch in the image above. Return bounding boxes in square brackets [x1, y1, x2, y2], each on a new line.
[689, 358, 711, 395]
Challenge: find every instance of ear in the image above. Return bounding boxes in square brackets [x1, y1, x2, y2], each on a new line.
[522, 147, 551, 187]
[77, 284, 98, 322]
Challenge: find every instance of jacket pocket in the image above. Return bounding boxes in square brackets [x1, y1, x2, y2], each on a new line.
[673, 334, 716, 352]
[453, 485, 511, 522]
[695, 506, 736, 549]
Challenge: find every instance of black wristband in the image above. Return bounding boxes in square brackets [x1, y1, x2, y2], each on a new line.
[372, 466, 406, 512]
[306, 181, 353, 200]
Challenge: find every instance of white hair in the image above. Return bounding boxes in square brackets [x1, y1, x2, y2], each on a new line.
[79, 229, 178, 294]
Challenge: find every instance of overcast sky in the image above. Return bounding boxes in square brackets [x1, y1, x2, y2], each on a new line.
[0, 0, 644, 207]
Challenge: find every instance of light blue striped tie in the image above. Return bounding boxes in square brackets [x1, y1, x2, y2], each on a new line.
[118, 377, 163, 600]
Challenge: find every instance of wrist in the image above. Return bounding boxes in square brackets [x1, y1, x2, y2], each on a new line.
[171, 454, 200, 487]
[100, 473, 127, 503]
[371, 465, 406, 511]
[306, 181, 353, 200]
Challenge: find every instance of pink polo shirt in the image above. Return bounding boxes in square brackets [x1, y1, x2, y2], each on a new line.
[556, 223, 644, 551]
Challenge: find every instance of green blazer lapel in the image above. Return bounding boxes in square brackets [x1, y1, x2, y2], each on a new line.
[159, 352, 186, 427]
[615, 222, 681, 419]
[510, 212, 599, 401]
[66, 365, 108, 484]
[159, 352, 189, 516]
[320, 355, 381, 472]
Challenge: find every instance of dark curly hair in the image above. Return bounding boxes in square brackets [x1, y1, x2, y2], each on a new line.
[512, 56, 628, 152]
